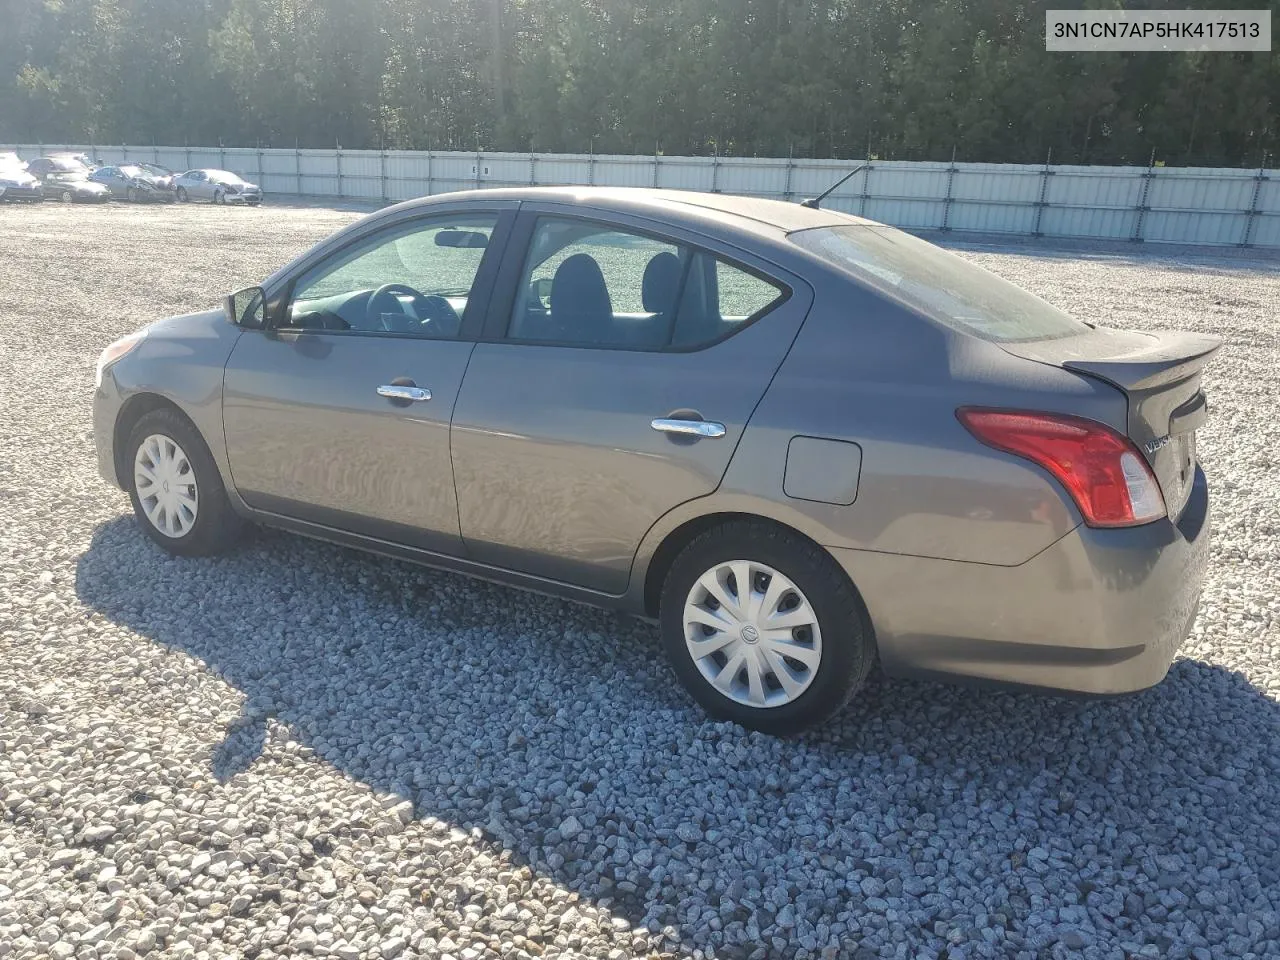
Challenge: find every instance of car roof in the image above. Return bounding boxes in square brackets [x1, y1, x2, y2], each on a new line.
[398, 187, 873, 238]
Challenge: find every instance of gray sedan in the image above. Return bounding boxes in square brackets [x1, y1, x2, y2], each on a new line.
[173, 169, 263, 205]
[88, 164, 174, 202]
[25, 156, 111, 202]
[92, 188, 1218, 733]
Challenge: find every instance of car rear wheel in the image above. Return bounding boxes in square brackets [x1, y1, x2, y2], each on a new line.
[659, 520, 875, 735]
[126, 409, 243, 557]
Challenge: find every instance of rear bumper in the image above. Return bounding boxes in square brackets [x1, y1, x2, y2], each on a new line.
[831, 466, 1210, 695]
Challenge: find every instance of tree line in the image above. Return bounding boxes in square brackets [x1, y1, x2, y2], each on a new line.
[2, 0, 1276, 167]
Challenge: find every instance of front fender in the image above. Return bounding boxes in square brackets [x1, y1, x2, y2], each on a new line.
[103, 310, 242, 498]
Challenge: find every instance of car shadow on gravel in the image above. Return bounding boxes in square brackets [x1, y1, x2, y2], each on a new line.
[76, 517, 1280, 955]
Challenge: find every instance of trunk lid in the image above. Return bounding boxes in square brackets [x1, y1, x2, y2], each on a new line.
[1001, 327, 1221, 519]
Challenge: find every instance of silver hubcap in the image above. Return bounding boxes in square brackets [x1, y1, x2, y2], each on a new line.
[133, 434, 198, 538]
[683, 560, 822, 709]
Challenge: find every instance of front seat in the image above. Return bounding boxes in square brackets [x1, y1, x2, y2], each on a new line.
[549, 254, 612, 343]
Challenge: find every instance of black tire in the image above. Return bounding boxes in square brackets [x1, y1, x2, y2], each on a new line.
[214, 189, 225, 205]
[176, 187, 188, 203]
[60, 189, 73, 203]
[125, 408, 244, 557]
[659, 520, 875, 735]
[126, 187, 138, 203]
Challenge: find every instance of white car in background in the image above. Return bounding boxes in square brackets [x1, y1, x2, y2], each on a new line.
[173, 169, 263, 205]
[0, 161, 43, 202]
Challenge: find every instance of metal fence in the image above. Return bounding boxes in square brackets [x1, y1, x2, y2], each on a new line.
[6, 142, 1278, 248]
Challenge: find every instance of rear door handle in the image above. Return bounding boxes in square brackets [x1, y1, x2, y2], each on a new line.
[377, 384, 431, 402]
[651, 418, 726, 439]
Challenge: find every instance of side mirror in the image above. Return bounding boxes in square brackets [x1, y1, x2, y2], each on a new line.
[224, 286, 266, 328]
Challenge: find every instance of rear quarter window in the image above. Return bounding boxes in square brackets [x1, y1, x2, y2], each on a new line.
[790, 225, 1088, 343]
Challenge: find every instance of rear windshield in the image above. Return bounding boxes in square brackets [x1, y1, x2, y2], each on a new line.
[790, 225, 1088, 342]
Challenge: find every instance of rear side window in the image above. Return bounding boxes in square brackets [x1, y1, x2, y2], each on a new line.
[790, 225, 1088, 342]
[508, 217, 786, 350]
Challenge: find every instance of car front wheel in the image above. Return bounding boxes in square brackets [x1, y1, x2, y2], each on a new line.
[126, 409, 243, 557]
[176, 187, 188, 202]
[660, 520, 875, 735]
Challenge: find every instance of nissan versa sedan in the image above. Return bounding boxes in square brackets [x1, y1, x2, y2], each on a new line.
[92, 188, 1218, 733]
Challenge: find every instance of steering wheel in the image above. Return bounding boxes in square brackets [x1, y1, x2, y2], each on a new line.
[365, 283, 462, 336]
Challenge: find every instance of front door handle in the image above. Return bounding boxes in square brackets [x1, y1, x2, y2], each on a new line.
[377, 384, 431, 402]
[651, 418, 726, 439]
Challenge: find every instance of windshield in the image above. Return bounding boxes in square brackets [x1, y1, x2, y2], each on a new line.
[52, 158, 87, 171]
[790, 225, 1088, 343]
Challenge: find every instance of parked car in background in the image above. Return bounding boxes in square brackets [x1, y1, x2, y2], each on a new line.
[26, 155, 92, 178]
[92, 187, 1219, 733]
[25, 155, 112, 203]
[0, 162, 43, 202]
[89, 164, 175, 202]
[60, 152, 99, 170]
[137, 162, 176, 191]
[173, 169, 263, 205]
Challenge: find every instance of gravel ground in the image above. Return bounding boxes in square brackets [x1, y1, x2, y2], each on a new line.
[1, 201, 1279, 960]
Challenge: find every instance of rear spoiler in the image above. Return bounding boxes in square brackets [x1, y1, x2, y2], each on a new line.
[1061, 330, 1223, 392]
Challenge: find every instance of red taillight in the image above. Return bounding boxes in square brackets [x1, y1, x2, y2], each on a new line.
[957, 408, 1166, 528]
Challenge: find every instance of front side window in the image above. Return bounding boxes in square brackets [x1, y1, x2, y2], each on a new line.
[287, 214, 498, 337]
[508, 217, 785, 350]
[790, 225, 1088, 343]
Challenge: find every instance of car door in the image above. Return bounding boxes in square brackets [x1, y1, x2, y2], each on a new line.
[91, 167, 119, 196]
[222, 203, 516, 553]
[185, 171, 208, 199]
[450, 207, 813, 594]
[198, 172, 219, 201]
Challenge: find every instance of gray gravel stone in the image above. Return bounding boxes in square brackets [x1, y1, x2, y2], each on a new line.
[1, 204, 1278, 960]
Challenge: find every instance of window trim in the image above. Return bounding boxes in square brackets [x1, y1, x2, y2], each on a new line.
[482, 210, 792, 354]
[268, 208, 515, 342]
